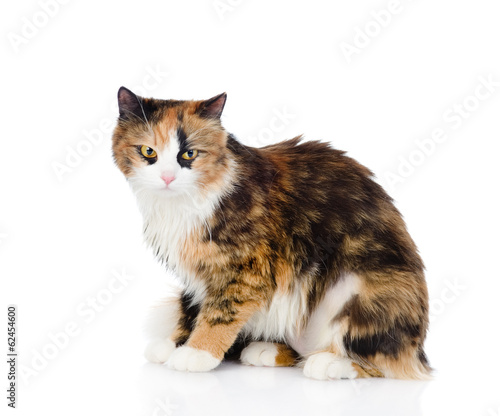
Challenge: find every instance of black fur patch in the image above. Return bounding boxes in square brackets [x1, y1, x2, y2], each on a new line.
[224, 334, 252, 360]
[176, 292, 201, 346]
[176, 127, 196, 169]
[344, 322, 422, 359]
[177, 127, 188, 148]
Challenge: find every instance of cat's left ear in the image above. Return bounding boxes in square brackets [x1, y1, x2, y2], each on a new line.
[197, 93, 227, 119]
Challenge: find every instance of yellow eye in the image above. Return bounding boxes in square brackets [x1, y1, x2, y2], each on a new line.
[181, 149, 199, 160]
[140, 145, 157, 158]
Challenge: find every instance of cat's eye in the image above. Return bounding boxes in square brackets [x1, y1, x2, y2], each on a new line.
[181, 149, 198, 160]
[140, 145, 157, 158]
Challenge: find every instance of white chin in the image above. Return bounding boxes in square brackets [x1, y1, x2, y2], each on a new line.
[158, 185, 187, 197]
[153, 186, 178, 195]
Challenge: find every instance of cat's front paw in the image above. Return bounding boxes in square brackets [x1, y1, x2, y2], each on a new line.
[166, 346, 221, 372]
[144, 338, 176, 363]
[240, 342, 278, 367]
[304, 352, 358, 380]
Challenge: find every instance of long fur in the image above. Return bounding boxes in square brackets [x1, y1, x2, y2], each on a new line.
[112, 88, 431, 379]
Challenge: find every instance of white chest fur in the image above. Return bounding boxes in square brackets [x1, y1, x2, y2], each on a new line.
[132, 186, 216, 285]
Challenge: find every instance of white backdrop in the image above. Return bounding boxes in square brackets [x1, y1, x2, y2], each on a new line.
[1, 1, 500, 415]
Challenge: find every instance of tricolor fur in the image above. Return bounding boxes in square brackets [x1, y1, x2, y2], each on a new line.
[112, 87, 431, 380]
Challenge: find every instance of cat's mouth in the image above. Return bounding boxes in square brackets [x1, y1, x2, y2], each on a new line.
[159, 182, 181, 195]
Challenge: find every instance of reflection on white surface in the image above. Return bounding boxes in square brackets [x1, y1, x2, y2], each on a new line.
[139, 361, 429, 416]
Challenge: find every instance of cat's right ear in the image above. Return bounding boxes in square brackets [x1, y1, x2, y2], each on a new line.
[117, 87, 143, 120]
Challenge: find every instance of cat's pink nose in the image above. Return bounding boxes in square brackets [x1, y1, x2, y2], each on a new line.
[161, 174, 175, 186]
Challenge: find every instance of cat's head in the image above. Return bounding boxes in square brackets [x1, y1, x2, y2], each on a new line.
[112, 87, 235, 203]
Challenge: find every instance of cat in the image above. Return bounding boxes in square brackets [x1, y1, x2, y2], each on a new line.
[112, 87, 431, 380]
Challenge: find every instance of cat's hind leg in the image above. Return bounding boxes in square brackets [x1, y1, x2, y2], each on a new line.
[300, 269, 431, 380]
[303, 352, 359, 380]
[342, 269, 432, 380]
[240, 342, 298, 367]
[301, 321, 382, 380]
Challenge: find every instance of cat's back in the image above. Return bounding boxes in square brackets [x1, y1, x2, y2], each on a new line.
[255, 137, 387, 209]
[258, 136, 374, 183]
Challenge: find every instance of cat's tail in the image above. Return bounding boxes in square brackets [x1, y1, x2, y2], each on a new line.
[144, 291, 181, 341]
[349, 344, 433, 380]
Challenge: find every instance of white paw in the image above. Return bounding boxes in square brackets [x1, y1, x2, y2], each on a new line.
[304, 352, 358, 380]
[166, 346, 221, 372]
[144, 338, 176, 363]
[240, 342, 278, 367]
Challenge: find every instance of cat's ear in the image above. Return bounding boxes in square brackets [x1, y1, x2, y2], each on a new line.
[197, 93, 227, 119]
[117, 86, 143, 120]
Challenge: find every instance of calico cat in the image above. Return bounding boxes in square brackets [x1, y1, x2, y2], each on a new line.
[112, 87, 431, 380]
